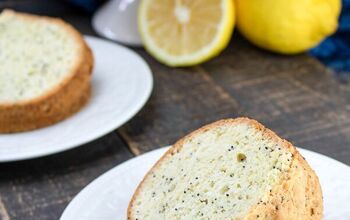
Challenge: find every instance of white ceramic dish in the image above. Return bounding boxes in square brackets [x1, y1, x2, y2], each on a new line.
[92, 0, 142, 46]
[0, 36, 153, 162]
[61, 146, 350, 220]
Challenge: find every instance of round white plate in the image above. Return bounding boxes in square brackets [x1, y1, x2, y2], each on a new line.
[0, 36, 153, 162]
[61, 147, 350, 220]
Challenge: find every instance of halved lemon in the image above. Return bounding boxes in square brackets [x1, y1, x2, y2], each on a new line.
[138, 0, 235, 67]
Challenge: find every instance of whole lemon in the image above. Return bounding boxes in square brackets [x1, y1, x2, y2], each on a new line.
[235, 0, 341, 54]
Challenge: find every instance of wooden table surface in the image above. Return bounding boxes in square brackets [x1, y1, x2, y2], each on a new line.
[1, 1, 350, 219]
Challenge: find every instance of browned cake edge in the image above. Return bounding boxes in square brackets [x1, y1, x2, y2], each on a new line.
[127, 118, 323, 220]
[0, 10, 94, 133]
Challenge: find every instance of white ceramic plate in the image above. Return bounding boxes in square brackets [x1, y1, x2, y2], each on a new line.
[61, 147, 350, 220]
[0, 36, 153, 162]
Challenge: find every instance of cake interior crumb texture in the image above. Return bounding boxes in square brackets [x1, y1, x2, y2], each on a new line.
[0, 10, 80, 102]
[131, 122, 293, 219]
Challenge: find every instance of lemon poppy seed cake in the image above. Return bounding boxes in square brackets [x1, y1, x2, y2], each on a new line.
[0, 10, 93, 133]
[128, 118, 323, 219]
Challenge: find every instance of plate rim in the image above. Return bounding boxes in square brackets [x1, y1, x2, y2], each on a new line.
[0, 35, 153, 162]
[60, 146, 350, 219]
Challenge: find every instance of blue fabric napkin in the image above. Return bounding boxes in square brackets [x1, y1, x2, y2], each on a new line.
[310, 0, 350, 74]
[67, 0, 105, 12]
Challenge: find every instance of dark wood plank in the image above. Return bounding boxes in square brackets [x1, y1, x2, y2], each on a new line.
[0, 133, 133, 220]
[203, 34, 350, 165]
[120, 34, 350, 165]
[118, 50, 241, 155]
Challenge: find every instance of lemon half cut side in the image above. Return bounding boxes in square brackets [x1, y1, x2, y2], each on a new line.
[139, 0, 235, 67]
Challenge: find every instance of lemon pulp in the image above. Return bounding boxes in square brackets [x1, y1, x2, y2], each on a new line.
[139, 0, 235, 66]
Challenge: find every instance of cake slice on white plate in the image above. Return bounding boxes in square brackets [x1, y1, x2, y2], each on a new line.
[0, 9, 93, 133]
[128, 118, 323, 219]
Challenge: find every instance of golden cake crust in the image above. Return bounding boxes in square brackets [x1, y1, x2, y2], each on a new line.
[127, 118, 323, 220]
[0, 10, 94, 133]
